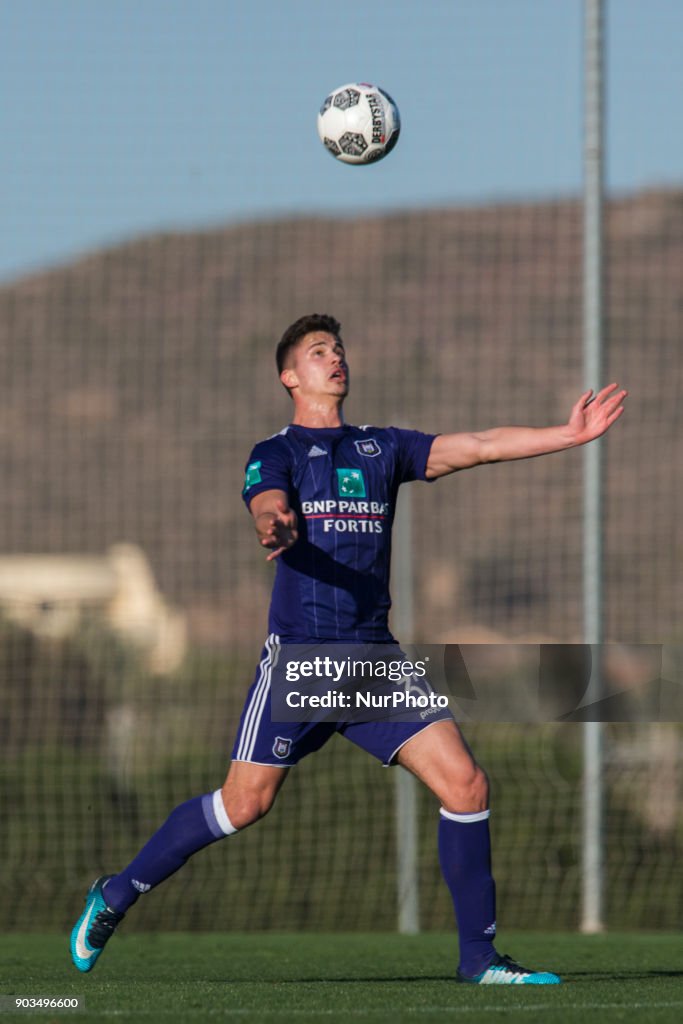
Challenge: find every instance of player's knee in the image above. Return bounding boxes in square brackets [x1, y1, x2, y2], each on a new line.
[442, 764, 489, 814]
[220, 784, 277, 829]
[474, 765, 490, 806]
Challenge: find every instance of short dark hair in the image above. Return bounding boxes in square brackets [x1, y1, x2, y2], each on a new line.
[276, 313, 342, 374]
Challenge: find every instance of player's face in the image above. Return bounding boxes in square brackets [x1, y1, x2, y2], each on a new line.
[284, 332, 349, 400]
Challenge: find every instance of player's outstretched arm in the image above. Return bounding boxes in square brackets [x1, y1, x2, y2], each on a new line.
[425, 383, 627, 479]
[250, 489, 299, 561]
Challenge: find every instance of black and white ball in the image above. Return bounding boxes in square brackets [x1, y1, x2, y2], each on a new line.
[317, 83, 401, 165]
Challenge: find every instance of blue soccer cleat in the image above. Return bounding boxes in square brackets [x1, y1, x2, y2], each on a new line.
[457, 952, 562, 985]
[70, 876, 125, 972]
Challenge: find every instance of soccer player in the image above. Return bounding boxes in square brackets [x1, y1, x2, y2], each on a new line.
[71, 313, 627, 984]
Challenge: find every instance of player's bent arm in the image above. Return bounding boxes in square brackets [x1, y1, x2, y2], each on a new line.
[249, 489, 299, 561]
[425, 383, 627, 479]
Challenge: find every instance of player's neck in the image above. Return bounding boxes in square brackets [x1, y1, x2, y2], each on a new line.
[290, 398, 345, 429]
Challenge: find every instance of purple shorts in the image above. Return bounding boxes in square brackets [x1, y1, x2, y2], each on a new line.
[230, 634, 454, 767]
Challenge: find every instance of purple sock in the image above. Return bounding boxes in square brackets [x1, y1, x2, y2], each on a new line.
[438, 808, 497, 976]
[103, 791, 237, 913]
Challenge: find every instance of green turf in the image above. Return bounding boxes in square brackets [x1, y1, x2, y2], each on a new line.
[1, 933, 682, 1023]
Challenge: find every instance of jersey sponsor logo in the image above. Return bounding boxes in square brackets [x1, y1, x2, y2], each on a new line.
[272, 736, 292, 759]
[301, 499, 389, 515]
[307, 445, 327, 458]
[354, 438, 381, 457]
[324, 517, 382, 533]
[243, 460, 262, 491]
[337, 468, 366, 498]
[301, 497, 388, 534]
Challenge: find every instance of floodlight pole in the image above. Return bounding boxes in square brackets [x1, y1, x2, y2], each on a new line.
[582, 0, 606, 934]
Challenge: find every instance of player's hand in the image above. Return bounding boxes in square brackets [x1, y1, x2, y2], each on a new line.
[258, 500, 299, 561]
[566, 383, 627, 445]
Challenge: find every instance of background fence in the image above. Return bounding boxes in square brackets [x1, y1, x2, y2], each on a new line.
[1, 191, 682, 933]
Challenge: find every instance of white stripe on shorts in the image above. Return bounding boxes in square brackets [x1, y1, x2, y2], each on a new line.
[236, 634, 279, 761]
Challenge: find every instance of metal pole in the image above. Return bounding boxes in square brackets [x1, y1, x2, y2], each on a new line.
[582, 0, 605, 934]
[392, 486, 420, 933]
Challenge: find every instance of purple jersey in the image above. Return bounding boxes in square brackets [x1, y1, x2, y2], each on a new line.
[242, 424, 436, 642]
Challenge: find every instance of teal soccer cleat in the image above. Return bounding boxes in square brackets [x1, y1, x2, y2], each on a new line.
[70, 876, 125, 972]
[457, 952, 562, 985]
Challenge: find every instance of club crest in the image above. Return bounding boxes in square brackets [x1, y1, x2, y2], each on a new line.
[354, 438, 381, 457]
[272, 736, 292, 759]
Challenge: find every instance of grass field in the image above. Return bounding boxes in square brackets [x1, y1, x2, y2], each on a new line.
[1, 932, 682, 1023]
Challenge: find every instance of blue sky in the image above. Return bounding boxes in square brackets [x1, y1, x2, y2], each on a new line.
[1, 0, 682, 282]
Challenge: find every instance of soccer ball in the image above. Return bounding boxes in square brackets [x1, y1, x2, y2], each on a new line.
[317, 83, 401, 165]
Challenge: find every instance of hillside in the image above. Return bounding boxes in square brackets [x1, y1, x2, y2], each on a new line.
[0, 191, 681, 649]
